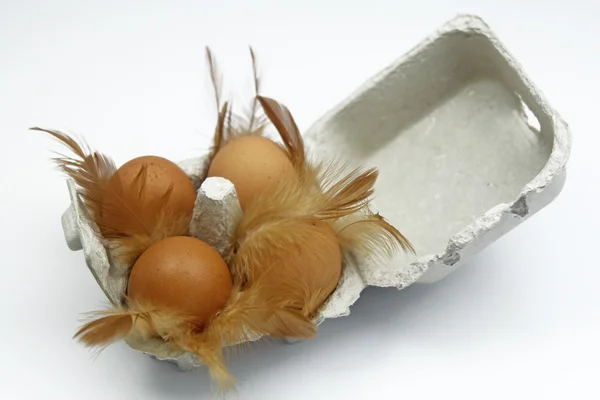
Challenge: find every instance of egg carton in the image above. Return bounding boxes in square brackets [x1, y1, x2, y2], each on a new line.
[60, 14, 571, 370]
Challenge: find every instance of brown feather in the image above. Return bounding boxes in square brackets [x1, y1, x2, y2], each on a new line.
[254, 97, 380, 219]
[205, 46, 222, 116]
[97, 167, 189, 265]
[314, 162, 415, 255]
[158, 215, 324, 388]
[315, 164, 378, 220]
[228, 157, 375, 224]
[247, 46, 262, 133]
[74, 313, 135, 347]
[204, 47, 267, 168]
[257, 95, 306, 170]
[94, 164, 169, 236]
[107, 212, 192, 267]
[74, 301, 194, 347]
[335, 211, 415, 259]
[168, 277, 315, 391]
[205, 47, 230, 157]
[172, 330, 236, 390]
[32, 127, 116, 223]
[202, 279, 315, 347]
[34, 127, 188, 264]
[213, 102, 229, 156]
[232, 47, 269, 137]
[226, 101, 235, 140]
[60, 55, 415, 393]
[229, 97, 415, 319]
[231, 177, 345, 317]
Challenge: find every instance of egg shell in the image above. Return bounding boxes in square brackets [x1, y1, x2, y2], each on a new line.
[207, 136, 296, 210]
[109, 155, 197, 217]
[127, 236, 233, 328]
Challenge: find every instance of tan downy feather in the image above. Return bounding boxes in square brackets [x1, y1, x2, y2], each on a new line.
[75, 313, 136, 347]
[170, 272, 316, 390]
[74, 300, 195, 348]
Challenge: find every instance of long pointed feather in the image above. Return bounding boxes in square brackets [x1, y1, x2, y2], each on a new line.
[257, 95, 305, 170]
[247, 46, 261, 133]
[205, 47, 222, 115]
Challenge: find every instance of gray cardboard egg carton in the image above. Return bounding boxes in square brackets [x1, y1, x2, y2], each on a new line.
[61, 15, 571, 370]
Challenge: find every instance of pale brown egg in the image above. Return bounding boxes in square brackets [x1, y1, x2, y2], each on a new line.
[207, 136, 295, 209]
[127, 236, 233, 329]
[109, 155, 197, 217]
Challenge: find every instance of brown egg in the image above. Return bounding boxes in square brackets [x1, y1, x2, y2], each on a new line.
[207, 136, 295, 209]
[109, 155, 196, 217]
[127, 236, 233, 329]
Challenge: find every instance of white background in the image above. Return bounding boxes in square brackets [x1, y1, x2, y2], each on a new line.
[1, 1, 598, 399]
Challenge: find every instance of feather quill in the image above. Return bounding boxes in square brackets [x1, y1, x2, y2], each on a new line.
[204, 47, 267, 156]
[335, 210, 414, 259]
[246, 47, 266, 134]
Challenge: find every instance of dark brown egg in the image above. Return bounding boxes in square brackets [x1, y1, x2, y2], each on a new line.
[127, 236, 233, 329]
[207, 136, 296, 210]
